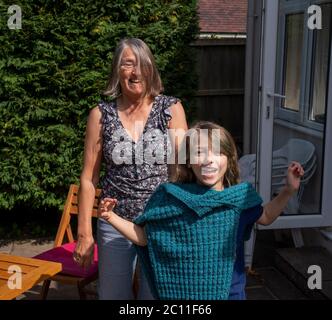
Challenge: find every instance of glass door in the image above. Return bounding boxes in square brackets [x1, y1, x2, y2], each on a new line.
[257, 0, 332, 229]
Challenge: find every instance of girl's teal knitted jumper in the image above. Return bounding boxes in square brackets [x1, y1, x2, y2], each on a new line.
[134, 182, 262, 300]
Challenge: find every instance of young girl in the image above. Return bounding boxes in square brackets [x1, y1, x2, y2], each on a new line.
[98, 121, 304, 300]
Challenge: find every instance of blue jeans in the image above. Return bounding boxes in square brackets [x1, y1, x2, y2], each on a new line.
[97, 219, 154, 300]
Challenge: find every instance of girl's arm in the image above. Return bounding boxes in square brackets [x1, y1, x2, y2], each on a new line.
[257, 161, 304, 226]
[98, 199, 148, 246]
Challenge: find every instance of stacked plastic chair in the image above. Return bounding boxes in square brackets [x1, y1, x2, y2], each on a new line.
[239, 139, 316, 214]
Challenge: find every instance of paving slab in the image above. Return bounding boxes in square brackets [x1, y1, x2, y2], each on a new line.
[0, 239, 53, 257]
[17, 282, 98, 300]
[252, 267, 308, 300]
[246, 286, 278, 300]
[275, 247, 332, 300]
[0, 242, 14, 254]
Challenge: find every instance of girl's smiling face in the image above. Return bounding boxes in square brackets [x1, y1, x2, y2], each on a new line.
[171, 122, 239, 188]
[190, 143, 228, 191]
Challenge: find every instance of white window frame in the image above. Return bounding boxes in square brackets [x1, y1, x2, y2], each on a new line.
[275, 0, 331, 132]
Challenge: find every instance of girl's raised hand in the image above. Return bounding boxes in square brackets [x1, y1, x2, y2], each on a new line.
[285, 161, 304, 194]
[98, 197, 118, 221]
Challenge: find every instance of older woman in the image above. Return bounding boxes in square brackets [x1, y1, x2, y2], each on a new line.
[73, 38, 188, 299]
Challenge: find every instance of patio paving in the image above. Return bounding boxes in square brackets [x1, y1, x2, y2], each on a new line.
[0, 229, 328, 300]
[245, 266, 308, 300]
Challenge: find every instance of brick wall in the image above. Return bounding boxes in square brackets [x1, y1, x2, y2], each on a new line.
[198, 0, 248, 33]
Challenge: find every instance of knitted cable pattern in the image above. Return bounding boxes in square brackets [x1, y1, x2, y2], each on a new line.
[134, 182, 262, 300]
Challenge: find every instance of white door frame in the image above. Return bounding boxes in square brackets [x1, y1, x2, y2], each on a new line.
[257, 0, 332, 230]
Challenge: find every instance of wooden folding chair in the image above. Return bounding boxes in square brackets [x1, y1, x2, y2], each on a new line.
[35, 184, 101, 300]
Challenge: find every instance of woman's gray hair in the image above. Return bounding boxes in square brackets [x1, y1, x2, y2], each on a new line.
[103, 38, 163, 98]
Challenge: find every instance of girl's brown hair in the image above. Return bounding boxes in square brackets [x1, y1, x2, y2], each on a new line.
[169, 121, 240, 188]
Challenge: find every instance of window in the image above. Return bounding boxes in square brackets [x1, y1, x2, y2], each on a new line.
[276, 0, 332, 131]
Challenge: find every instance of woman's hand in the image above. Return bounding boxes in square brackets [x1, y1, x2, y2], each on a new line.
[73, 235, 95, 269]
[98, 198, 118, 222]
[285, 161, 304, 194]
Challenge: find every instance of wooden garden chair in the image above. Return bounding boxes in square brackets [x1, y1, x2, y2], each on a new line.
[34, 184, 100, 300]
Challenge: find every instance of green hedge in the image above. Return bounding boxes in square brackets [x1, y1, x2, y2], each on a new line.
[0, 0, 199, 212]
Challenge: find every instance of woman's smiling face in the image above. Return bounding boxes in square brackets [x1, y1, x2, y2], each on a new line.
[119, 47, 146, 98]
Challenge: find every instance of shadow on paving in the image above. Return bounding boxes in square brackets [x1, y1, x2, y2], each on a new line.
[17, 282, 98, 300]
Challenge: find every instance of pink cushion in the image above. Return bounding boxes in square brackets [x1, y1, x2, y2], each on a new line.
[34, 242, 98, 278]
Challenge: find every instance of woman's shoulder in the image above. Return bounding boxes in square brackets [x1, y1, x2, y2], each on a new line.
[95, 100, 117, 123]
[153, 95, 184, 130]
[87, 105, 103, 121]
[154, 94, 180, 109]
[97, 99, 116, 113]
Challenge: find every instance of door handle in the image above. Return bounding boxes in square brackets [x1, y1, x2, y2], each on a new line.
[267, 92, 286, 99]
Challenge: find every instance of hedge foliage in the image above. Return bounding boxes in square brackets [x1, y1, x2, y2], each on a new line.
[0, 0, 199, 212]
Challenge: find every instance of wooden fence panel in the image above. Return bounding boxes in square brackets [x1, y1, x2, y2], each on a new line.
[192, 39, 246, 154]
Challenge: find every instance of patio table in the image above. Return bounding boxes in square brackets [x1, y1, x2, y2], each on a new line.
[0, 253, 62, 300]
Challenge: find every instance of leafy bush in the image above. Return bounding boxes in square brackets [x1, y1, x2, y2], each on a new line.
[0, 0, 199, 212]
